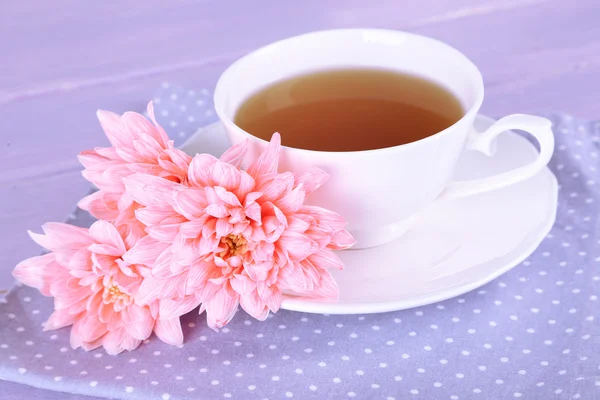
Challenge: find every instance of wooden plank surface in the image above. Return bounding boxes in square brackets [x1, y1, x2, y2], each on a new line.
[0, 0, 598, 398]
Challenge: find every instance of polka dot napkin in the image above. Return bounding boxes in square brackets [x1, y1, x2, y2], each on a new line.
[0, 84, 599, 400]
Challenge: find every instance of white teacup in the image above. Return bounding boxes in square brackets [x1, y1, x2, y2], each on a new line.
[214, 29, 554, 249]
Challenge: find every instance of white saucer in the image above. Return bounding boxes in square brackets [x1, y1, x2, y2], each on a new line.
[182, 115, 558, 315]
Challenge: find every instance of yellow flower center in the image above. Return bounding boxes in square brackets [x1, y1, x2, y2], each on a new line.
[219, 234, 248, 258]
[104, 284, 125, 303]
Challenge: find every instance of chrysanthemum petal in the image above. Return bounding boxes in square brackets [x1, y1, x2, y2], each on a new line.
[219, 139, 247, 167]
[247, 132, 281, 179]
[154, 317, 184, 346]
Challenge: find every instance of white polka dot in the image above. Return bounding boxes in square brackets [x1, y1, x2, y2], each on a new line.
[417, 368, 425, 373]
[501, 357, 509, 362]
[518, 370, 526, 375]
[125, 387, 134, 393]
[356, 370, 364, 375]
[285, 392, 293, 398]
[496, 379, 504, 384]
[348, 392, 356, 397]
[309, 385, 317, 391]
[18, 368, 26, 374]
[440, 359, 448, 364]
[364, 348, 372, 354]
[379, 363, 388, 368]
[478, 365, 487, 371]
[402, 353, 409, 359]
[474, 389, 482, 394]
[456, 373, 464, 378]
[295, 368, 303, 374]
[424, 345, 432, 351]
[53, 376, 61, 382]
[248, 385, 256, 391]
[434, 382, 442, 387]
[410, 389, 419, 394]
[514, 393, 522, 398]
[394, 376, 402, 381]
[371, 383, 380, 388]
[90, 381, 98, 387]
[333, 377, 341, 383]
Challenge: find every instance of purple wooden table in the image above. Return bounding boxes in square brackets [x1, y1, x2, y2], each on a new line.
[1, 0, 598, 398]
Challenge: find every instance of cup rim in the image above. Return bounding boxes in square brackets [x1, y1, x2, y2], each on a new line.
[214, 28, 484, 156]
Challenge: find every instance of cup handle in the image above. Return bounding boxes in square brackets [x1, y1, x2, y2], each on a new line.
[440, 114, 555, 200]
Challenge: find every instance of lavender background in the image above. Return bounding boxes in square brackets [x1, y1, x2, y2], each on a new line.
[1, 1, 599, 398]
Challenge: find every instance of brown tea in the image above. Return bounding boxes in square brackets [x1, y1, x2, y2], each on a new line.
[234, 68, 464, 152]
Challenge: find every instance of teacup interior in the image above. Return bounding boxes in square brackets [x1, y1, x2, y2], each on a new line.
[214, 29, 483, 122]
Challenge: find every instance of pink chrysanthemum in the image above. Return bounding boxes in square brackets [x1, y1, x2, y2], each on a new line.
[77, 102, 191, 247]
[13, 221, 183, 354]
[126, 133, 355, 328]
